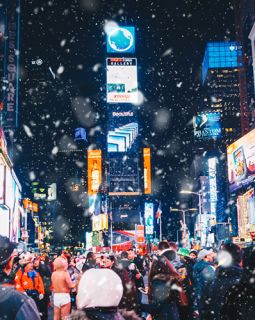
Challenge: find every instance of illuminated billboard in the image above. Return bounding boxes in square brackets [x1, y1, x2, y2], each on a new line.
[208, 158, 217, 225]
[227, 129, 255, 192]
[106, 26, 135, 54]
[31, 182, 57, 201]
[107, 58, 138, 104]
[143, 148, 152, 194]
[111, 197, 140, 229]
[237, 188, 255, 241]
[108, 155, 140, 196]
[0, 165, 4, 204]
[193, 112, 221, 140]
[88, 150, 102, 195]
[144, 202, 154, 235]
[107, 110, 138, 152]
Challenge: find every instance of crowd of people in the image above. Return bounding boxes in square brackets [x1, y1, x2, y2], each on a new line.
[0, 235, 255, 320]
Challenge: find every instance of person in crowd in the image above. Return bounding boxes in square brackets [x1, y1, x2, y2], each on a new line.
[220, 246, 255, 320]
[189, 250, 198, 262]
[0, 236, 41, 319]
[201, 243, 243, 320]
[68, 257, 81, 308]
[111, 255, 138, 312]
[70, 268, 126, 319]
[82, 251, 96, 272]
[51, 257, 76, 320]
[127, 248, 146, 277]
[148, 248, 187, 320]
[15, 252, 45, 316]
[34, 255, 52, 320]
[192, 249, 215, 318]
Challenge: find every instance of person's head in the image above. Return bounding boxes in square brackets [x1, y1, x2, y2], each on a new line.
[120, 251, 128, 260]
[76, 269, 123, 310]
[177, 248, 190, 261]
[19, 252, 34, 270]
[168, 241, 178, 252]
[127, 248, 135, 260]
[101, 255, 114, 269]
[198, 249, 214, 263]
[53, 257, 68, 271]
[86, 251, 96, 262]
[158, 241, 170, 252]
[0, 236, 17, 278]
[161, 249, 176, 262]
[189, 250, 198, 260]
[220, 243, 243, 266]
[33, 257, 40, 268]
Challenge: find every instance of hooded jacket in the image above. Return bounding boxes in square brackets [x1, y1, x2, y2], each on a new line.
[193, 259, 215, 311]
[201, 265, 242, 320]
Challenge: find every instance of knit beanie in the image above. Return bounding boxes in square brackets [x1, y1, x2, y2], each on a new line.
[76, 268, 123, 310]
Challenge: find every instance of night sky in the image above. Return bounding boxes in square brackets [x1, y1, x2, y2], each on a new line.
[13, 0, 235, 240]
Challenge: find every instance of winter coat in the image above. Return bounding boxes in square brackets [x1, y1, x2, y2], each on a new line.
[68, 308, 141, 320]
[220, 281, 255, 320]
[148, 256, 183, 320]
[201, 265, 243, 320]
[35, 262, 52, 296]
[15, 268, 45, 295]
[192, 260, 215, 311]
[0, 284, 41, 320]
[112, 264, 138, 311]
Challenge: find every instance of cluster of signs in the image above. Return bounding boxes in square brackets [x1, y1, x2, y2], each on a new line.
[31, 182, 57, 201]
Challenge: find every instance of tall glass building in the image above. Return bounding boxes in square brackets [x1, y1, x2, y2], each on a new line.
[202, 41, 243, 145]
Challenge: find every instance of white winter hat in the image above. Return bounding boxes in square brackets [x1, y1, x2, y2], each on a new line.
[198, 249, 214, 260]
[76, 268, 123, 310]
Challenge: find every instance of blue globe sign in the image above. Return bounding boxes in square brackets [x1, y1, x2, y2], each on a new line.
[107, 26, 135, 53]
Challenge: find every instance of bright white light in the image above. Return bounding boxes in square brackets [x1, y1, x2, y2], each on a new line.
[104, 20, 119, 35]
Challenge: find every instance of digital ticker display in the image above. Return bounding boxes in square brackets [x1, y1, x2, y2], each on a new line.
[107, 110, 138, 153]
[106, 58, 138, 104]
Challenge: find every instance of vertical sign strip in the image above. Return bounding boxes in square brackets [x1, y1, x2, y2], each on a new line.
[143, 148, 152, 194]
[3, 0, 20, 129]
[87, 150, 102, 195]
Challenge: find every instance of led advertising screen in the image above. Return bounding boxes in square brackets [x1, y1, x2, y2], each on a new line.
[106, 26, 135, 54]
[107, 110, 138, 152]
[237, 188, 255, 241]
[107, 58, 138, 104]
[193, 112, 221, 140]
[111, 197, 141, 229]
[144, 202, 154, 235]
[88, 150, 102, 195]
[143, 148, 152, 194]
[108, 155, 140, 196]
[227, 129, 255, 192]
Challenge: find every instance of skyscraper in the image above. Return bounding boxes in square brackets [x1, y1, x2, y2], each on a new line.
[202, 41, 243, 145]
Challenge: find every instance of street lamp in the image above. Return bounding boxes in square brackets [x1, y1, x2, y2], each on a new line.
[180, 190, 203, 243]
[170, 207, 197, 247]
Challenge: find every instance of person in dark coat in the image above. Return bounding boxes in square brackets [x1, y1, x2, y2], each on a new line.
[201, 243, 243, 320]
[220, 245, 255, 320]
[0, 236, 41, 320]
[148, 253, 185, 320]
[192, 249, 215, 318]
[82, 252, 96, 273]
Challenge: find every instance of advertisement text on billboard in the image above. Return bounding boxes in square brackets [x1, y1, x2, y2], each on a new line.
[143, 148, 152, 194]
[107, 110, 138, 153]
[88, 150, 102, 195]
[193, 112, 221, 140]
[106, 58, 138, 104]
